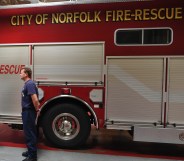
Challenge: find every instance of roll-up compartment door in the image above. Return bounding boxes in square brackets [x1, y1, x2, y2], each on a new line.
[0, 46, 29, 115]
[106, 58, 164, 123]
[168, 58, 184, 124]
[33, 43, 104, 83]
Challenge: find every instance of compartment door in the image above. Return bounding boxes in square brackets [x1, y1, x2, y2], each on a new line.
[0, 46, 29, 116]
[106, 58, 164, 123]
[33, 43, 104, 83]
[168, 58, 184, 124]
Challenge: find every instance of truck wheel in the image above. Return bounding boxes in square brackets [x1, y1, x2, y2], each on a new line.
[42, 103, 91, 148]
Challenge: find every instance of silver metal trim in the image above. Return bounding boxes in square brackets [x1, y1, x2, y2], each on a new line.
[0, 0, 150, 9]
[36, 81, 104, 86]
[0, 115, 22, 124]
[106, 56, 184, 59]
[0, 41, 105, 47]
[161, 58, 167, 124]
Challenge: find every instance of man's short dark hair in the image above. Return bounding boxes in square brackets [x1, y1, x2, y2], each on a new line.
[22, 67, 32, 78]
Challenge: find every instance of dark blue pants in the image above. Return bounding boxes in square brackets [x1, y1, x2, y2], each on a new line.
[22, 110, 37, 158]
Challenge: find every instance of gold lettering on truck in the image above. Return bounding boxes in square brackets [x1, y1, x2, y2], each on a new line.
[10, 7, 183, 26]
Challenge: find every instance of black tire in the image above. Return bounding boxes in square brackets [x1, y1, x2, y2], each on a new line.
[42, 103, 91, 148]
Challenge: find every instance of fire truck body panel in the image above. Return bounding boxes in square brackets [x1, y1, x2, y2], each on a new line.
[0, 0, 184, 147]
[106, 57, 164, 124]
[0, 46, 29, 117]
[0, 1, 183, 56]
[33, 43, 104, 83]
[105, 57, 184, 123]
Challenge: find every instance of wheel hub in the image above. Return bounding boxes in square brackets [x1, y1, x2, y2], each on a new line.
[52, 113, 80, 140]
[60, 119, 72, 135]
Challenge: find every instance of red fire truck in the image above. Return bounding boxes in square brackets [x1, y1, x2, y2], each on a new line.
[0, 0, 184, 148]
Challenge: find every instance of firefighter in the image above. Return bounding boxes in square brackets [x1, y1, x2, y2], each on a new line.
[20, 67, 40, 161]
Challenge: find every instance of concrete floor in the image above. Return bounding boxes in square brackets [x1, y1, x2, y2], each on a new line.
[0, 146, 183, 161]
[0, 124, 184, 161]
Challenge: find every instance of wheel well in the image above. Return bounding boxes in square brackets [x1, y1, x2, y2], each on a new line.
[39, 96, 97, 127]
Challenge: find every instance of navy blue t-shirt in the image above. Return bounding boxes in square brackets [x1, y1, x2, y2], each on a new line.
[21, 80, 38, 110]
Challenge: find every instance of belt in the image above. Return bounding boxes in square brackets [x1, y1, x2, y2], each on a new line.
[22, 108, 35, 112]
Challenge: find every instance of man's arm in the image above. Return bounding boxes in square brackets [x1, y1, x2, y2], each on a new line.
[31, 94, 40, 111]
